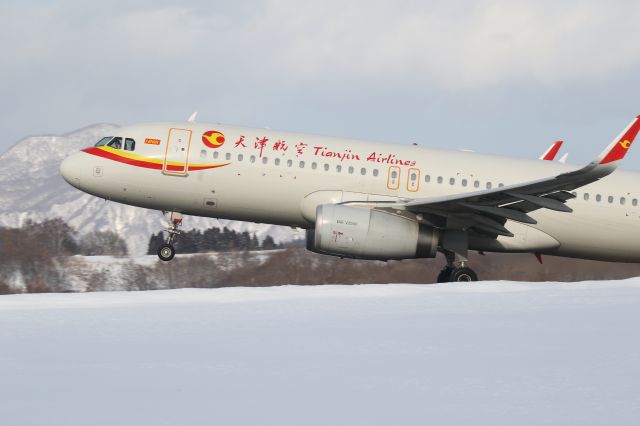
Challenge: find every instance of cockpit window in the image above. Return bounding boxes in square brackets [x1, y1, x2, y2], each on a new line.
[95, 137, 112, 147]
[107, 137, 122, 149]
[124, 138, 135, 151]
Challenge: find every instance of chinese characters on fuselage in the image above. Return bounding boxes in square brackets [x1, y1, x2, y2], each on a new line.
[231, 135, 416, 166]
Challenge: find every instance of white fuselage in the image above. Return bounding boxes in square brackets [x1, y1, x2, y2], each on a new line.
[60, 122, 640, 262]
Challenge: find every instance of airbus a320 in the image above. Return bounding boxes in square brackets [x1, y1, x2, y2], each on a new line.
[60, 115, 640, 282]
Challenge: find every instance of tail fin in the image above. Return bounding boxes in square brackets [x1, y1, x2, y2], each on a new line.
[539, 140, 563, 161]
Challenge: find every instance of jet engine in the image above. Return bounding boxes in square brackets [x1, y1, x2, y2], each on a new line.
[306, 204, 439, 260]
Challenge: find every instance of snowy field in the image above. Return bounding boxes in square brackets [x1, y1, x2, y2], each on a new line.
[1, 281, 640, 426]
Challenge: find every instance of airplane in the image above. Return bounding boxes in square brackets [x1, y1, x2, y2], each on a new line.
[539, 140, 563, 161]
[60, 115, 640, 282]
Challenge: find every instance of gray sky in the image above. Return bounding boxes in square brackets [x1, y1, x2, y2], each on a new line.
[2, 0, 640, 168]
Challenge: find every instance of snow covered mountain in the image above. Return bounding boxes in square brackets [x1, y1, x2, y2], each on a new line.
[0, 124, 303, 254]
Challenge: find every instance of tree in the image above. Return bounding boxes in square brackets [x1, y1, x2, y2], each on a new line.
[147, 232, 165, 255]
[78, 230, 129, 256]
[261, 235, 277, 250]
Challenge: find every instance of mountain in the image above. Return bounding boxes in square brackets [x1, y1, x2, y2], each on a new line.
[0, 124, 303, 255]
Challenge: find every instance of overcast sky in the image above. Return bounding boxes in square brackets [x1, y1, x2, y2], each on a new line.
[2, 0, 640, 168]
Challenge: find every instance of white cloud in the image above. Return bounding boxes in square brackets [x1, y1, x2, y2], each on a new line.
[4, 0, 639, 89]
[1, 0, 640, 158]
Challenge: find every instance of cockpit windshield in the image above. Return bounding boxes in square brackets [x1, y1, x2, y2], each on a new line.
[94, 136, 135, 151]
[95, 137, 113, 147]
[107, 137, 122, 149]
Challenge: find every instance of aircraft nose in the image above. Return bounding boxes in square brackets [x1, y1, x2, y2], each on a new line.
[60, 153, 82, 188]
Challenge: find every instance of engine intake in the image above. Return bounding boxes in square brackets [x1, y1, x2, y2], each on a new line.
[306, 204, 439, 260]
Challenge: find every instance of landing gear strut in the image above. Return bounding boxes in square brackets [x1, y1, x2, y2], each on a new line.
[436, 250, 478, 283]
[157, 211, 182, 262]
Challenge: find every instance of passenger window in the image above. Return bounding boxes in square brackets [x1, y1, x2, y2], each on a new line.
[596, 194, 602, 202]
[213, 151, 219, 159]
[287, 159, 293, 167]
[584, 193, 590, 201]
[474, 180, 480, 188]
[250, 155, 256, 163]
[348, 166, 354, 174]
[336, 165, 342, 173]
[225, 153, 231, 160]
[262, 157, 268, 164]
[124, 138, 136, 151]
[462, 179, 467, 187]
[107, 137, 122, 149]
[324, 164, 330, 171]
[608, 196, 614, 204]
[373, 169, 379, 177]
[621, 197, 626, 205]
[498, 183, 504, 188]
[633, 199, 638, 207]
[200, 149, 206, 159]
[361, 168, 367, 176]
[238, 154, 243, 161]
[486, 182, 492, 189]
[449, 178, 455, 185]
[312, 162, 317, 170]
[299, 161, 305, 168]
[425, 175, 431, 183]
[437, 176, 443, 184]
[275, 158, 281, 166]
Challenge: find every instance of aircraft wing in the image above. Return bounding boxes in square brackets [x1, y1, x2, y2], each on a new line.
[399, 116, 640, 237]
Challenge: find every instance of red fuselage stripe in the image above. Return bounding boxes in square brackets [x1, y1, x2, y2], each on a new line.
[82, 147, 229, 171]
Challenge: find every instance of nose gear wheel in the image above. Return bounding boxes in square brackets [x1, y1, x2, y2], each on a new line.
[158, 244, 175, 261]
[156, 211, 183, 261]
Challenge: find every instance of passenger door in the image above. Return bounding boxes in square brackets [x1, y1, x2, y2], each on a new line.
[163, 128, 192, 175]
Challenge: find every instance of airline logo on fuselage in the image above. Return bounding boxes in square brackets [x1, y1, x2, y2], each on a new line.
[202, 130, 225, 148]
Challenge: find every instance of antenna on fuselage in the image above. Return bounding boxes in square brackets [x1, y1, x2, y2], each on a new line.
[187, 111, 198, 123]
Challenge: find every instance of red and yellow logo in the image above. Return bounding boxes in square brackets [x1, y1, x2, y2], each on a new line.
[619, 139, 631, 149]
[202, 130, 225, 148]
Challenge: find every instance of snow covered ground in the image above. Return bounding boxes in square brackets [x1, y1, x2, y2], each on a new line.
[1, 281, 640, 426]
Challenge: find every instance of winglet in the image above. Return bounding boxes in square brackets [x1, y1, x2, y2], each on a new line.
[187, 111, 198, 123]
[598, 115, 640, 164]
[540, 140, 563, 161]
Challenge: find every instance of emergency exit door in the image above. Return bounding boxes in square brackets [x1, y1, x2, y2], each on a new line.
[387, 166, 401, 190]
[163, 128, 192, 175]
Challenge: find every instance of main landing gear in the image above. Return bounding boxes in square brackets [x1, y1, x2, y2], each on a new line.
[157, 211, 182, 262]
[436, 250, 479, 283]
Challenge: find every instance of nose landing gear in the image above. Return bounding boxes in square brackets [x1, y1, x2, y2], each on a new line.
[158, 244, 175, 261]
[157, 211, 182, 262]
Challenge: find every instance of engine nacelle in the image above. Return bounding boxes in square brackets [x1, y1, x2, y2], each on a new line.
[306, 204, 439, 260]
